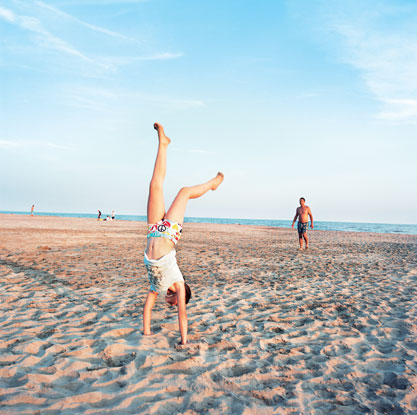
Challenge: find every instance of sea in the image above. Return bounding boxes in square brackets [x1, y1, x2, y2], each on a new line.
[1, 211, 417, 235]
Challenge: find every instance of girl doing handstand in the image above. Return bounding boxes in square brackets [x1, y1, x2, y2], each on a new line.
[143, 123, 224, 345]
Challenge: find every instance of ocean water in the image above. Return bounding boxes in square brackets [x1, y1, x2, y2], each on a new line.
[1, 211, 417, 235]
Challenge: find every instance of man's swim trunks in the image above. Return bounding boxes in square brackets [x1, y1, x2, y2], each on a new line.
[147, 219, 182, 245]
[144, 249, 184, 294]
[298, 221, 308, 236]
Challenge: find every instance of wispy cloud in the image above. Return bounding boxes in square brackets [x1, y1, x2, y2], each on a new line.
[34, 1, 136, 42]
[64, 87, 118, 111]
[100, 52, 183, 71]
[56, 0, 148, 5]
[172, 146, 216, 156]
[0, 6, 16, 22]
[44, 142, 73, 150]
[135, 53, 183, 61]
[0, 2, 182, 73]
[377, 98, 417, 121]
[0, 6, 95, 63]
[324, 1, 417, 123]
[147, 96, 205, 108]
[188, 149, 216, 155]
[60, 86, 203, 113]
[0, 139, 72, 151]
[0, 140, 21, 149]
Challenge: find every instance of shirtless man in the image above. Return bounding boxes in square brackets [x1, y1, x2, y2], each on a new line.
[291, 197, 313, 250]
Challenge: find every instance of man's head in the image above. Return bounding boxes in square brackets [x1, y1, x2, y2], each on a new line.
[165, 283, 192, 307]
[299, 197, 305, 206]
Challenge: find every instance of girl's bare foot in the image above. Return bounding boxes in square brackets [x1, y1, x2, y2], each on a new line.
[154, 122, 171, 145]
[211, 172, 224, 191]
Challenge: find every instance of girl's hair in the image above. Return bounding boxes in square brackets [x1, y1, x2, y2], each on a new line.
[184, 283, 192, 304]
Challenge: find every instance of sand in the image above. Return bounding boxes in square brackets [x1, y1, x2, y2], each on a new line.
[0, 214, 416, 415]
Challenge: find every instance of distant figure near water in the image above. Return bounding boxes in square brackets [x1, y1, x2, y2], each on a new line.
[97, 210, 102, 220]
[143, 122, 224, 346]
[30, 205, 35, 216]
[111, 210, 115, 220]
[292, 197, 314, 250]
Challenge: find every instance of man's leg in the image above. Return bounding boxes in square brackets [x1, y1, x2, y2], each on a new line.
[165, 173, 224, 224]
[143, 291, 158, 335]
[303, 232, 309, 249]
[147, 123, 171, 224]
[298, 234, 304, 250]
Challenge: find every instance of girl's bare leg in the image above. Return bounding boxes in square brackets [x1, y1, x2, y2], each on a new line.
[165, 173, 224, 224]
[147, 123, 171, 224]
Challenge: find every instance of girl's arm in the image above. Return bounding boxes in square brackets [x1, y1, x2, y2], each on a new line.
[175, 282, 188, 344]
[143, 291, 158, 335]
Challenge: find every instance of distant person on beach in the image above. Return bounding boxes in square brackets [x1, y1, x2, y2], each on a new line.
[30, 205, 34, 216]
[111, 210, 115, 220]
[97, 210, 101, 220]
[143, 122, 224, 346]
[291, 197, 314, 250]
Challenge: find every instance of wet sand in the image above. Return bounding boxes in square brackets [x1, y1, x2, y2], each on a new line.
[0, 214, 416, 414]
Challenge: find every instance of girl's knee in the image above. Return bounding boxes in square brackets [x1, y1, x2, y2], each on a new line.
[177, 187, 191, 198]
[150, 181, 163, 193]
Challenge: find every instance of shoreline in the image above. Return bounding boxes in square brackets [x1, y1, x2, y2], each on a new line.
[1, 212, 416, 237]
[1, 215, 416, 414]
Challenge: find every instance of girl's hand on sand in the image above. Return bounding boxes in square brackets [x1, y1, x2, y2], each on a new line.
[176, 341, 193, 350]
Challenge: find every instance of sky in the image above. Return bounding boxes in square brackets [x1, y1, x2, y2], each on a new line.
[1, 0, 416, 224]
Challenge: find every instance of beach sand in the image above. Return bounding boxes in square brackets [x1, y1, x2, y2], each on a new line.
[0, 214, 416, 414]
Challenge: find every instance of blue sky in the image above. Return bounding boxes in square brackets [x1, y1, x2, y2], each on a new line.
[1, 0, 416, 224]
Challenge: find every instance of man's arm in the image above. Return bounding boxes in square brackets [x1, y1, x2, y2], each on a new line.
[175, 282, 188, 345]
[308, 208, 314, 229]
[291, 210, 299, 228]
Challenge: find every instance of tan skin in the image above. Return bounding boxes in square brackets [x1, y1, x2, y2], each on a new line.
[143, 123, 224, 345]
[291, 198, 313, 250]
